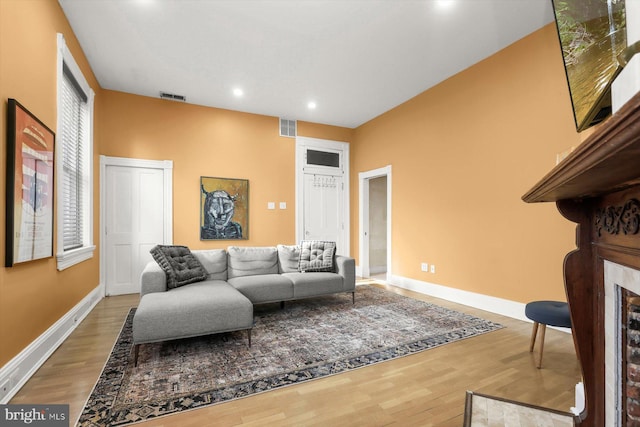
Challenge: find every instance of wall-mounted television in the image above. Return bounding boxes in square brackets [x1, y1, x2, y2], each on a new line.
[551, 0, 627, 131]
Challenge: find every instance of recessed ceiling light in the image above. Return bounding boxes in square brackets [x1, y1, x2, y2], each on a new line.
[233, 88, 244, 97]
[307, 101, 317, 110]
[435, 0, 455, 10]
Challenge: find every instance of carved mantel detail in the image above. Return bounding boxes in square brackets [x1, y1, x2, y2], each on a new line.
[595, 198, 640, 236]
[523, 91, 640, 427]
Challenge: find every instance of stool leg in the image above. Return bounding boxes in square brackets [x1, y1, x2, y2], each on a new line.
[529, 322, 539, 353]
[537, 324, 547, 369]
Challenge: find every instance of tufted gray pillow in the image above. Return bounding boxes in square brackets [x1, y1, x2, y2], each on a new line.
[150, 245, 208, 289]
[298, 241, 336, 272]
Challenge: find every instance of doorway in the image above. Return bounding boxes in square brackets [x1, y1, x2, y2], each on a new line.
[296, 137, 350, 256]
[359, 166, 392, 280]
[100, 156, 173, 296]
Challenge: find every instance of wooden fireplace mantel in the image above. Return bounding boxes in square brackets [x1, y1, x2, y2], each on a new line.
[523, 91, 640, 426]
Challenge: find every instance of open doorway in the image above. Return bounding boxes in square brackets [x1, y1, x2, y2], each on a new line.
[359, 166, 392, 281]
[368, 176, 387, 279]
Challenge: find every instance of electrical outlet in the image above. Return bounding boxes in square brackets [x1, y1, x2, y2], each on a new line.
[0, 370, 17, 402]
[421, 263, 428, 272]
[0, 377, 12, 394]
[430, 265, 436, 273]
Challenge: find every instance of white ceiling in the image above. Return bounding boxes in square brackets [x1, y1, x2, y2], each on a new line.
[58, 0, 555, 128]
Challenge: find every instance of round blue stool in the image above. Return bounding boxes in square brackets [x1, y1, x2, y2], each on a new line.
[524, 301, 571, 368]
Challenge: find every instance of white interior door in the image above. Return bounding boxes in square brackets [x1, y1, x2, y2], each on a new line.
[303, 173, 343, 250]
[102, 157, 172, 296]
[296, 137, 350, 256]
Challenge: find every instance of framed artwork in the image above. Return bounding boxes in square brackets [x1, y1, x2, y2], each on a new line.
[200, 176, 249, 240]
[551, 0, 626, 131]
[5, 99, 55, 266]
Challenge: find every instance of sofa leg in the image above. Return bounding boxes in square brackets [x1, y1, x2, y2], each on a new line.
[280, 301, 285, 310]
[133, 344, 140, 367]
[352, 292, 355, 304]
[247, 329, 252, 347]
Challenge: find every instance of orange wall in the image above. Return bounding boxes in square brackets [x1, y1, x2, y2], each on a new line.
[297, 121, 353, 143]
[0, 0, 102, 366]
[99, 92, 352, 249]
[352, 24, 582, 303]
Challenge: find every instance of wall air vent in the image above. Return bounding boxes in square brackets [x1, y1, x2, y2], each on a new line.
[279, 118, 296, 138]
[159, 92, 186, 102]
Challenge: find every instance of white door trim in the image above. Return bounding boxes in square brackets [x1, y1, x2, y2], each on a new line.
[359, 165, 392, 280]
[295, 137, 350, 256]
[99, 156, 173, 294]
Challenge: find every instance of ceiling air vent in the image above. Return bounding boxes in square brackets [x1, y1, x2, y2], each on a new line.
[159, 92, 186, 102]
[279, 118, 296, 138]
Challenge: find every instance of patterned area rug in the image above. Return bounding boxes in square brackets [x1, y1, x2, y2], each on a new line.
[78, 284, 503, 426]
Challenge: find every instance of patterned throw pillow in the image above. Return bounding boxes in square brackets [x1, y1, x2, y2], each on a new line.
[298, 241, 336, 272]
[149, 245, 208, 289]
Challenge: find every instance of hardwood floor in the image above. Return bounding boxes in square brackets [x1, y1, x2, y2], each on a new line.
[10, 281, 581, 426]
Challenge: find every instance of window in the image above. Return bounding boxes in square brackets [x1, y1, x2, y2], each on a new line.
[306, 149, 340, 168]
[56, 34, 95, 270]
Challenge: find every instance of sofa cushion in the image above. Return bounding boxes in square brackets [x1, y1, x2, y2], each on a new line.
[149, 245, 208, 289]
[283, 272, 344, 298]
[228, 274, 294, 303]
[193, 249, 228, 280]
[277, 244, 300, 273]
[133, 280, 253, 344]
[298, 241, 336, 272]
[227, 246, 278, 278]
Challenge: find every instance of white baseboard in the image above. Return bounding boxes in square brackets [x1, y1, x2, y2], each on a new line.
[369, 266, 387, 274]
[390, 274, 527, 321]
[0, 283, 104, 403]
[388, 274, 571, 334]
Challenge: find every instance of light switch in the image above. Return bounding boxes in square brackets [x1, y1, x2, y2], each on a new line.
[279, 202, 287, 210]
[267, 202, 275, 210]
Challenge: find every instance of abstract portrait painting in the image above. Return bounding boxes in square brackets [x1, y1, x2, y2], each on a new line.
[200, 176, 249, 240]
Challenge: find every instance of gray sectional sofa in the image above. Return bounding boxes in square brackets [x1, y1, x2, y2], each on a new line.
[132, 244, 356, 365]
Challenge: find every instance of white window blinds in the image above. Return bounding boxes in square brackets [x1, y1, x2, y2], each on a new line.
[56, 33, 94, 270]
[60, 64, 88, 251]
